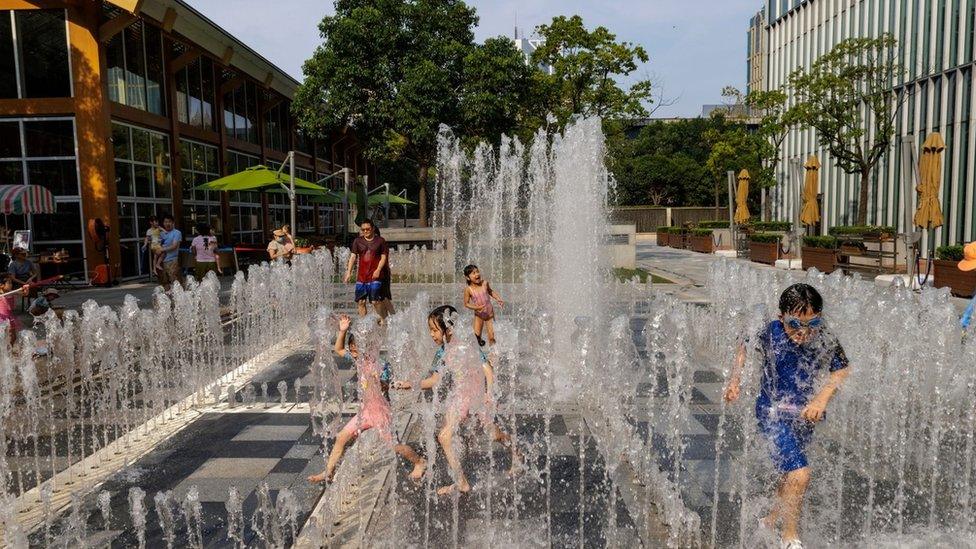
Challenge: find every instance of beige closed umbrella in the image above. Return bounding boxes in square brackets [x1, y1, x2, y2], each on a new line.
[734, 169, 751, 224]
[914, 132, 945, 229]
[800, 155, 821, 226]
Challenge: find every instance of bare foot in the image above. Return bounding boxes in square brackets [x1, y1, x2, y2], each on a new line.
[408, 459, 426, 481]
[436, 479, 471, 496]
[308, 469, 334, 484]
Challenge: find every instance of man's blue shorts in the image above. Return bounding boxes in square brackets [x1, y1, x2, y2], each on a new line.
[355, 280, 384, 302]
[758, 417, 814, 473]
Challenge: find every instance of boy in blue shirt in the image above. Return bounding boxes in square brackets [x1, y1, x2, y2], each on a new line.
[724, 283, 851, 549]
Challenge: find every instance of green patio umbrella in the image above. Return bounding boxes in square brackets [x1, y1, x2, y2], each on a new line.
[195, 165, 326, 192]
[367, 192, 416, 206]
[311, 191, 359, 205]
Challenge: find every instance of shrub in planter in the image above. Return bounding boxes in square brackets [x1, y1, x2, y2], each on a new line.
[699, 220, 730, 229]
[666, 227, 685, 248]
[689, 228, 714, 253]
[934, 245, 976, 297]
[293, 237, 314, 254]
[656, 226, 670, 247]
[801, 236, 838, 273]
[828, 225, 896, 239]
[750, 221, 792, 232]
[748, 232, 780, 264]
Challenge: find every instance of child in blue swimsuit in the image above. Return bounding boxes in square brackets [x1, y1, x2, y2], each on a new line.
[724, 283, 851, 549]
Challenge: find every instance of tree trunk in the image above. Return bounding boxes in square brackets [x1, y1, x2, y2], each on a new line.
[418, 162, 429, 228]
[857, 167, 870, 225]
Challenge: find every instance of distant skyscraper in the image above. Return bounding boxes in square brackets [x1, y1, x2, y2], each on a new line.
[513, 26, 555, 75]
[746, 8, 767, 95]
[749, 0, 976, 248]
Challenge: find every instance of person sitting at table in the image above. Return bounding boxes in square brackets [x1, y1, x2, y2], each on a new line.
[8, 248, 38, 289]
[29, 287, 62, 319]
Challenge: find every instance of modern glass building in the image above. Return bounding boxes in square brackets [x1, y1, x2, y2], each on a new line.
[0, 0, 372, 279]
[751, 0, 976, 249]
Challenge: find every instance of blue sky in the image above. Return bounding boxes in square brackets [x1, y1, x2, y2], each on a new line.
[186, 0, 761, 118]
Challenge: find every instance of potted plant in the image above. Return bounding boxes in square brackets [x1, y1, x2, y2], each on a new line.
[699, 220, 731, 249]
[293, 237, 314, 254]
[656, 226, 670, 247]
[666, 227, 685, 249]
[750, 221, 792, 233]
[689, 228, 714, 253]
[828, 225, 896, 240]
[933, 245, 976, 297]
[748, 233, 780, 265]
[801, 235, 838, 273]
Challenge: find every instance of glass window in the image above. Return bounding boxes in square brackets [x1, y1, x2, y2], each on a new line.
[0, 121, 21, 158]
[176, 68, 189, 124]
[33, 201, 81, 241]
[24, 119, 74, 157]
[27, 159, 77, 195]
[201, 58, 215, 131]
[144, 23, 164, 115]
[180, 139, 221, 235]
[13, 10, 70, 98]
[187, 59, 202, 127]
[112, 123, 130, 160]
[123, 23, 147, 110]
[0, 13, 17, 99]
[115, 161, 133, 196]
[0, 160, 23, 185]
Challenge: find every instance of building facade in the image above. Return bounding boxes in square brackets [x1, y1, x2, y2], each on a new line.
[752, 0, 976, 249]
[747, 8, 768, 95]
[0, 0, 372, 279]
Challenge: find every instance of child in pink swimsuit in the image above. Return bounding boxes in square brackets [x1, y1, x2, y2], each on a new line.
[462, 264, 503, 347]
[0, 273, 22, 345]
[308, 314, 426, 483]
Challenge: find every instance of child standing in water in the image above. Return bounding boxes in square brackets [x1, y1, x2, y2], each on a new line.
[396, 305, 519, 496]
[308, 314, 426, 483]
[462, 265, 503, 347]
[724, 283, 851, 549]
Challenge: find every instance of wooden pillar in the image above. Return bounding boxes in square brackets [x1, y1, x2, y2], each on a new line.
[70, 2, 121, 275]
[163, 37, 184, 230]
[214, 69, 232, 243]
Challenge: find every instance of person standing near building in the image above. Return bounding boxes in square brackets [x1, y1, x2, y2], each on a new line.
[158, 214, 184, 290]
[959, 242, 976, 330]
[190, 223, 219, 280]
[267, 229, 294, 262]
[345, 220, 394, 321]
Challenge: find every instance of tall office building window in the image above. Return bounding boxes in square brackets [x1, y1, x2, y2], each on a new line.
[112, 122, 173, 278]
[174, 57, 215, 130]
[180, 139, 221, 237]
[0, 10, 70, 98]
[223, 80, 259, 144]
[105, 17, 165, 115]
[0, 117, 82, 258]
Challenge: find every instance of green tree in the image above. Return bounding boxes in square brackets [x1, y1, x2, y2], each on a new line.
[789, 34, 907, 225]
[531, 15, 653, 125]
[294, 0, 533, 227]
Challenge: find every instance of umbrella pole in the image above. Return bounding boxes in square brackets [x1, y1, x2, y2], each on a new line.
[289, 152, 297, 236]
[727, 170, 736, 254]
[791, 158, 803, 267]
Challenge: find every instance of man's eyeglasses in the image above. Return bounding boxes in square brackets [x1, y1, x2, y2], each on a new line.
[783, 315, 823, 330]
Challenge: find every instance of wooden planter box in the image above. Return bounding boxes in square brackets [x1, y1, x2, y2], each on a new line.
[801, 247, 837, 273]
[933, 259, 976, 298]
[690, 235, 714, 254]
[749, 241, 779, 265]
[668, 234, 683, 248]
[656, 231, 669, 247]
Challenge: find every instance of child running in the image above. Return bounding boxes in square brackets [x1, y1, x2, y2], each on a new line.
[396, 305, 518, 496]
[462, 265, 503, 347]
[723, 283, 851, 549]
[308, 314, 426, 484]
[0, 273, 21, 345]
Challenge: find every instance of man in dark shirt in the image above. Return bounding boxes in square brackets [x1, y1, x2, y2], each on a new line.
[344, 220, 394, 321]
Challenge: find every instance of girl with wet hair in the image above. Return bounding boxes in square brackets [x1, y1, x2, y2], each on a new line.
[395, 304, 520, 496]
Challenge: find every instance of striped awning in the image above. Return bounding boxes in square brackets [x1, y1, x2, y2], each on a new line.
[0, 185, 56, 215]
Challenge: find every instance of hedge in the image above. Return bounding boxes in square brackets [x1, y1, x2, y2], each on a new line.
[748, 232, 781, 243]
[936, 245, 965, 261]
[666, 227, 684, 234]
[656, 226, 671, 232]
[698, 220, 730, 229]
[802, 235, 838, 249]
[691, 228, 713, 236]
[828, 225, 896, 237]
[749, 221, 792, 232]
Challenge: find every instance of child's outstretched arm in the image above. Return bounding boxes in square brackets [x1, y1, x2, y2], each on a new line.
[333, 315, 352, 358]
[802, 366, 851, 422]
[488, 282, 504, 306]
[723, 342, 748, 402]
[394, 372, 441, 391]
[463, 286, 482, 312]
